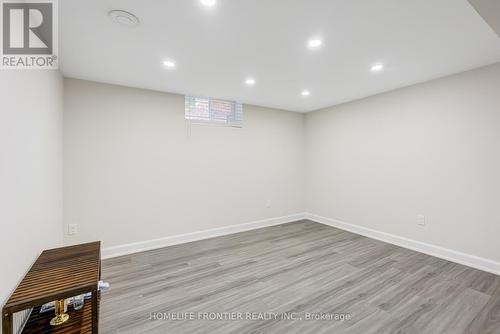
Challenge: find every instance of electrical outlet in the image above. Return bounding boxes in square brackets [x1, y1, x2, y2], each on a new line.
[266, 199, 272, 208]
[67, 224, 78, 235]
[417, 214, 426, 227]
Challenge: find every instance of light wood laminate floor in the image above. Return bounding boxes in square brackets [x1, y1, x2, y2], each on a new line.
[101, 220, 500, 333]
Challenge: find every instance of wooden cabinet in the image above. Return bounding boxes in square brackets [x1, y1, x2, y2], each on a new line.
[2, 242, 101, 334]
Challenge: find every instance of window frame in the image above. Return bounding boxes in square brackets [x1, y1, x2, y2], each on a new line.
[185, 95, 243, 128]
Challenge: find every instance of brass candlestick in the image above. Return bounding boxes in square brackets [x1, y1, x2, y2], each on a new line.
[50, 299, 69, 326]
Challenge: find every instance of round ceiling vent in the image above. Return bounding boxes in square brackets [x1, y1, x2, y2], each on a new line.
[108, 10, 140, 27]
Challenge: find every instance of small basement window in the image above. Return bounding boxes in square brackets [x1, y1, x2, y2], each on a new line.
[185, 96, 243, 126]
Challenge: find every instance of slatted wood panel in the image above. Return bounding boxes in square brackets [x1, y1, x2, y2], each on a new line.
[4, 242, 100, 313]
[2, 242, 101, 334]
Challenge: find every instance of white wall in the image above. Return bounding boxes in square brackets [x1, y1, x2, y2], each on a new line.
[305, 62, 500, 264]
[63, 63, 500, 269]
[63, 79, 305, 248]
[0, 71, 63, 310]
[1, 53, 498, 325]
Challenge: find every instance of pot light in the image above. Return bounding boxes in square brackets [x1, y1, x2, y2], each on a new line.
[308, 39, 323, 49]
[301, 90, 311, 97]
[371, 63, 384, 72]
[108, 10, 140, 27]
[200, 0, 216, 7]
[245, 78, 256, 86]
[163, 60, 176, 69]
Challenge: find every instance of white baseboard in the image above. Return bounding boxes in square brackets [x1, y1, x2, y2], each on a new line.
[306, 213, 500, 276]
[102, 211, 500, 276]
[102, 213, 307, 259]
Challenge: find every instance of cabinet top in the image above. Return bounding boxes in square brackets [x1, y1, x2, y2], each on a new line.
[3, 241, 101, 312]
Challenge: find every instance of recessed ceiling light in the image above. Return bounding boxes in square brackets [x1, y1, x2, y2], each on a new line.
[371, 63, 384, 72]
[301, 90, 311, 97]
[308, 39, 323, 49]
[245, 78, 256, 86]
[163, 60, 176, 69]
[200, 0, 216, 7]
[108, 10, 140, 27]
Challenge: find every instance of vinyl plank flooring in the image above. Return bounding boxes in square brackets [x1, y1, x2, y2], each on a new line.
[420, 288, 490, 334]
[100, 220, 500, 333]
[464, 287, 500, 334]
